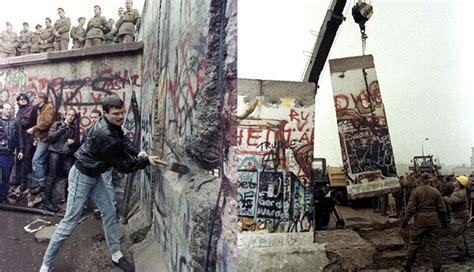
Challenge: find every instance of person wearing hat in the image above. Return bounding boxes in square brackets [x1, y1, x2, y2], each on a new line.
[0, 22, 19, 57]
[70, 17, 86, 49]
[443, 175, 470, 261]
[400, 172, 447, 272]
[17, 22, 34, 55]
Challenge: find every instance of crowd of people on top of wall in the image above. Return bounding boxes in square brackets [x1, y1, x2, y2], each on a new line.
[0, 0, 140, 58]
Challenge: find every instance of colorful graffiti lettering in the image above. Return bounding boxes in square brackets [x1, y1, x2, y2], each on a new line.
[329, 56, 399, 199]
[236, 92, 315, 231]
[0, 67, 141, 138]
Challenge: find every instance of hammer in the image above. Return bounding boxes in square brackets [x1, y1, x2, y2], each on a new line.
[153, 158, 190, 174]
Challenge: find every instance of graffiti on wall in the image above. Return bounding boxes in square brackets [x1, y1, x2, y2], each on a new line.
[236, 95, 314, 232]
[0, 66, 141, 138]
[154, 176, 192, 272]
[329, 55, 399, 199]
[156, 0, 211, 140]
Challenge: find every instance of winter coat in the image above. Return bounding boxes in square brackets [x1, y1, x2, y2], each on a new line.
[48, 120, 80, 155]
[74, 116, 148, 177]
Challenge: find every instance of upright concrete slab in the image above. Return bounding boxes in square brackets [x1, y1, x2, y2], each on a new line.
[237, 79, 316, 232]
[329, 55, 399, 199]
[137, 0, 237, 271]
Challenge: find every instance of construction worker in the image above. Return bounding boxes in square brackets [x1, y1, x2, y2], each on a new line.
[443, 175, 470, 261]
[401, 173, 447, 272]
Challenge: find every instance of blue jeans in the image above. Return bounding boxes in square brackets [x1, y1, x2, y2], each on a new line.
[42, 165, 120, 267]
[32, 141, 49, 187]
[0, 154, 15, 200]
[101, 168, 115, 207]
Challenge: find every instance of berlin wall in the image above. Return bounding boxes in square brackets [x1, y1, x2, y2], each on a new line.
[139, 0, 237, 271]
[237, 79, 316, 233]
[0, 0, 237, 270]
[0, 45, 142, 139]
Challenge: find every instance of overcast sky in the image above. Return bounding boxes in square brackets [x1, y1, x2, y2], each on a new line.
[239, 0, 474, 166]
[3, 0, 144, 34]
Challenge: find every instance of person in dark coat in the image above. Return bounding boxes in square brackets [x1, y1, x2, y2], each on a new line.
[43, 109, 80, 212]
[40, 96, 160, 272]
[0, 103, 23, 203]
[14, 93, 37, 190]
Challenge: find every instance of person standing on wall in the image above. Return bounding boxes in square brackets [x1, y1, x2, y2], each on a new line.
[70, 17, 86, 49]
[17, 22, 34, 55]
[15, 93, 37, 191]
[30, 24, 44, 54]
[400, 173, 447, 272]
[0, 103, 24, 203]
[40, 95, 160, 272]
[28, 93, 55, 195]
[443, 175, 471, 261]
[104, 19, 116, 45]
[0, 22, 19, 58]
[115, 0, 140, 43]
[40, 18, 55, 53]
[85, 5, 110, 48]
[53, 7, 71, 51]
[43, 109, 80, 213]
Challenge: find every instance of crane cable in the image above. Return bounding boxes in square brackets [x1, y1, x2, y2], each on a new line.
[352, 0, 373, 55]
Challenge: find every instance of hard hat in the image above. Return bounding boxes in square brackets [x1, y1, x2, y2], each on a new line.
[455, 175, 469, 187]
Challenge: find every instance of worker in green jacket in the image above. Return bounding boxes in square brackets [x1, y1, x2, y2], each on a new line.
[85, 5, 110, 47]
[401, 173, 447, 272]
[53, 7, 71, 51]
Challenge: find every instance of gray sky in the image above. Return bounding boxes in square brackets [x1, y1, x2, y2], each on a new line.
[239, 0, 474, 166]
[3, 0, 144, 34]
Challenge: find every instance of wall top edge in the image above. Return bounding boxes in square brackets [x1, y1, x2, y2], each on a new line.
[0, 41, 144, 68]
[238, 78, 316, 97]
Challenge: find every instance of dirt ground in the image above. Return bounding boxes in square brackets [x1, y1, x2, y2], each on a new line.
[0, 209, 134, 272]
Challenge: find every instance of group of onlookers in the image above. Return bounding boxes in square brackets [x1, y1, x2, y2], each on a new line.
[0, 0, 140, 58]
[0, 92, 115, 215]
[397, 172, 473, 271]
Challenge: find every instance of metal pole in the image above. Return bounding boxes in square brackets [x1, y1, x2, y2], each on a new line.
[422, 138, 429, 156]
[0, 203, 60, 217]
